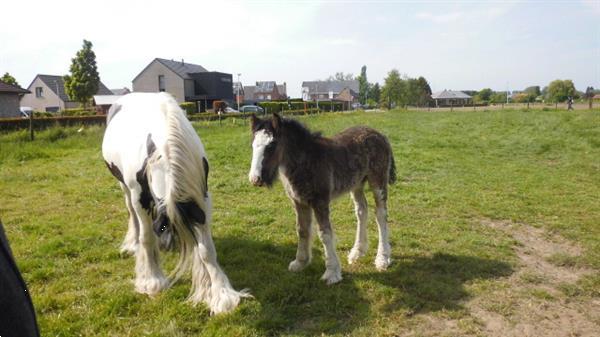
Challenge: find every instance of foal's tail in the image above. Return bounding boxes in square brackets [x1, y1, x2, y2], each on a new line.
[388, 152, 397, 185]
[150, 93, 210, 283]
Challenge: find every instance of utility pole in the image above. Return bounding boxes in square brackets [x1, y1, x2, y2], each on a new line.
[236, 73, 241, 111]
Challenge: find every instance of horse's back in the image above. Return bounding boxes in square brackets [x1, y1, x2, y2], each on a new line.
[102, 93, 180, 185]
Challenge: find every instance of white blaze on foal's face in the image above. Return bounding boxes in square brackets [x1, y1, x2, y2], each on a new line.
[249, 129, 274, 185]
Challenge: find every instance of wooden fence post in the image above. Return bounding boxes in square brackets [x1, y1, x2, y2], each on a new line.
[29, 111, 34, 141]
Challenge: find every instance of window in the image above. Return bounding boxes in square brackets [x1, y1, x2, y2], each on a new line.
[158, 75, 165, 92]
[35, 87, 43, 98]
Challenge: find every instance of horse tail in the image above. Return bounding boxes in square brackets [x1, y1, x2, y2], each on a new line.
[151, 93, 209, 284]
[388, 151, 397, 185]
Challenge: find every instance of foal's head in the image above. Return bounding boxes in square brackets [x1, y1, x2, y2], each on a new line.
[248, 113, 284, 187]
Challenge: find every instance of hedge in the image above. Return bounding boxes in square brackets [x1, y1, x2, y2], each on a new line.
[180, 102, 197, 115]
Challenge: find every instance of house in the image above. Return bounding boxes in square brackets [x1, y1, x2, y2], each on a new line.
[431, 90, 472, 107]
[111, 87, 130, 95]
[301, 80, 359, 109]
[242, 81, 287, 103]
[20, 74, 113, 112]
[0, 81, 30, 118]
[132, 58, 233, 112]
[93, 95, 124, 114]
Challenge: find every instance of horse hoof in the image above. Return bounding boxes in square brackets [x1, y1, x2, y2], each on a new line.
[288, 259, 309, 272]
[320, 269, 342, 285]
[375, 255, 391, 271]
[135, 276, 169, 296]
[119, 243, 138, 256]
[347, 248, 366, 265]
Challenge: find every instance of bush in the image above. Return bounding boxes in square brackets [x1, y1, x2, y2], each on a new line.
[61, 108, 95, 116]
[180, 102, 197, 115]
[33, 111, 54, 118]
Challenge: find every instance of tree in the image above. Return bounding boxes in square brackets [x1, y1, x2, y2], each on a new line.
[327, 72, 354, 81]
[478, 88, 493, 102]
[370, 82, 381, 103]
[547, 79, 576, 103]
[1, 72, 19, 87]
[523, 86, 541, 102]
[64, 40, 100, 107]
[415, 76, 432, 107]
[584, 86, 595, 99]
[380, 69, 405, 109]
[357, 65, 369, 105]
[490, 92, 507, 104]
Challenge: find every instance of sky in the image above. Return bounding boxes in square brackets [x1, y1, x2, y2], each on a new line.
[1, 0, 599, 98]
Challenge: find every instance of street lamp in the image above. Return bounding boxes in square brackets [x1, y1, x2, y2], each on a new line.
[236, 73, 241, 110]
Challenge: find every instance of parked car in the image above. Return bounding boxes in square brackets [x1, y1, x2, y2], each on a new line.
[224, 107, 238, 113]
[240, 105, 264, 114]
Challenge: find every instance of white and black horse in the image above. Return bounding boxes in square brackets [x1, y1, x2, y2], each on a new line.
[249, 113, 396, 284]
[102, 92, 250, 314]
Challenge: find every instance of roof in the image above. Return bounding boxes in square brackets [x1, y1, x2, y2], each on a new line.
[0, 80, 30, 94]
[93, 95, 123, 105]
[301, 80, 359, 94]
[111, 87, 130, 95]
[593, 94, 600, 99]
[255, 81, 276, 93]
[431, 90, 472, 99]
[156, 58, 208, 79]
[34, 74, 112, 102]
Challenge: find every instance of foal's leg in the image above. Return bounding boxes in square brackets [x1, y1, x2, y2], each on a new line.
[372, 187, 391, 270]
[130, 187, 168, 295]
[348, 185, 368, 264]
[119, 182, 139, 255]
[289, 201, 313, 272]
[313, 203, 342, 285]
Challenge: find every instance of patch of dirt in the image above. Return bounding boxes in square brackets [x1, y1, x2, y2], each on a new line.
[402, 219, 598, 337]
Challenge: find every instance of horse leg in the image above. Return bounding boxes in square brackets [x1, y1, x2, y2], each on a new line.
[313, 203, 342, 285]
[130, 187, 168, 295]
[189, 225, 251, 315]
[372, 187, 391, 270]
[348, 185, 368, 264]
[289, 201, 313, 272]
[119, 182, 139, 255]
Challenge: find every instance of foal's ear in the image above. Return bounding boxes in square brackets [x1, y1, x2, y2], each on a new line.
[250, 113, 258, 130]
[271, 113, 281, 130]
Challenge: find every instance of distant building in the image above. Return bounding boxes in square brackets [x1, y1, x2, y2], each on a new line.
[21, 75, 112, 112]
[0, 81, 30, 118]
[132, 58, 233, 112]
[301, 80, 359, 109]
[242, 81, 287, 103]
[93, 95, 124, 114]
[431, 90, 472, 107]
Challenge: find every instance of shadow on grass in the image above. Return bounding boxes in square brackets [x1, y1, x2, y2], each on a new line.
[214, 236, 513, 336]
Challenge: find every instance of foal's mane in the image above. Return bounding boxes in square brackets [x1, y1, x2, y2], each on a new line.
[281, 117, 323, 143]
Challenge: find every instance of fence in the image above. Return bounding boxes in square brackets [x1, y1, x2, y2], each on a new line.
[0, 108, 322, 133]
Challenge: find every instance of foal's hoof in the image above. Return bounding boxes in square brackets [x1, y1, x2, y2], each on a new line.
[347, 248, 366, 265]
[288, 259, 310, 272]
[320, 269, 342, 285]
[135, 276, 169, 296]
[375, 255, 392, 271]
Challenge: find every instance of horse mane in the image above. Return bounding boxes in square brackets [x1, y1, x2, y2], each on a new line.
[148, 93, 209, 283]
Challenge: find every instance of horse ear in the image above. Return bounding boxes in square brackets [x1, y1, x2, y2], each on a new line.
[271, 113, 281, 130]
[250, 113, 258, 130]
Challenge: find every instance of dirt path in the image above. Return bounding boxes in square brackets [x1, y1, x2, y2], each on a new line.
[401, 219, 599, 337]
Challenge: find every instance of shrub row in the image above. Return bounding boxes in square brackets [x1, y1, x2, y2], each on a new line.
[188, 108, 320, 122]
[179, 102, 197, 115]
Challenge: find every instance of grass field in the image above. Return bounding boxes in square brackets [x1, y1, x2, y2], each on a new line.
[1, 108, 599, 336]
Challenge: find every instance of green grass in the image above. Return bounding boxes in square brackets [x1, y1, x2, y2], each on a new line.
[1, 108, 599, 336]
